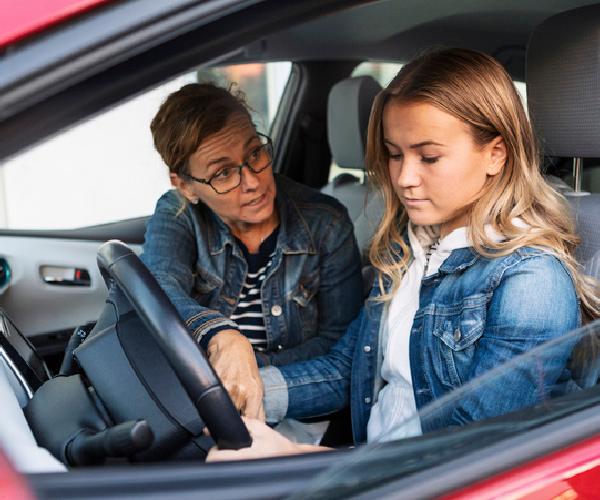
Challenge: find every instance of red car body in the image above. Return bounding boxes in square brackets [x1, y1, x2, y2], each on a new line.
[0, 0, 113, 48]
[1, 1, 599, 498]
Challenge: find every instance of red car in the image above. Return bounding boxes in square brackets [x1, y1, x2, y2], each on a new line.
[1, 1, 599, 498]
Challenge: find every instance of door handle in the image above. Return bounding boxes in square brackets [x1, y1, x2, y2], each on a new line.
[40, 266, 91, 287]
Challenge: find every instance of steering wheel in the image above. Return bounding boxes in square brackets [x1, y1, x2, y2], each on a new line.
[96, 240, 251, 450]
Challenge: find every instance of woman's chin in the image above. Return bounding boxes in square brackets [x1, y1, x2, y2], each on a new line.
[239, 201, 276, 225]
[406, 212, 441, 228]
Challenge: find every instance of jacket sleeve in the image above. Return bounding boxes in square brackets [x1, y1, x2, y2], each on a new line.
[141, 193, 238, 348]
[263, 208, 363, 366]
[436, 254, 580, 430]
[261, 306, 364, 422]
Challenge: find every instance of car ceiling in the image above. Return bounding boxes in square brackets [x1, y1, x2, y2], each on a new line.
[225, 0, 600, 79]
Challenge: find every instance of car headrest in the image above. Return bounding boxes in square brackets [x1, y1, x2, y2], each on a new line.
[527, 4, 600, 158]
[327, 75, 382, 169]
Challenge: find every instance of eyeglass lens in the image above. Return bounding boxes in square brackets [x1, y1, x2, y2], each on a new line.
[211, 141, 272, 193]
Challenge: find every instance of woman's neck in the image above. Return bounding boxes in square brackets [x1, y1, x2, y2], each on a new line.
[228, 212, 280, 254]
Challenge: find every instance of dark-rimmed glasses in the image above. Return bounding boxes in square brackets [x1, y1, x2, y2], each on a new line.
[180, 133, 273, 194]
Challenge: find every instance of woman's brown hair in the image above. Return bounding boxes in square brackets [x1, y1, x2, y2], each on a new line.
[150, 82, 252, 175]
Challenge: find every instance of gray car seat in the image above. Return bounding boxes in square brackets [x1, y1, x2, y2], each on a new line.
[527, 4, 600, 280]
[322, 75, 384, 257]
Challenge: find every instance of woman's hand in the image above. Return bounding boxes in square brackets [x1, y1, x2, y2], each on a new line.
[207, 418, 327, 461]
[207, 330, 265, 420]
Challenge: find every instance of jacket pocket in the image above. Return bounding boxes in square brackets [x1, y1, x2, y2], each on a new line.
[291, 273, 319, 307]
[287, 271, 320, 344]
[430, 295, 487, 386]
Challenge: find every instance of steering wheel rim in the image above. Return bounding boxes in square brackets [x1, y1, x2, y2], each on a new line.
[96, 240, 251, 450]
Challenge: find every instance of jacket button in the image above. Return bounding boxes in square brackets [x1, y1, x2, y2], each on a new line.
[364, 397, 372, 404]
[271, 305, 282, 317]
[363, 345, 371, 353]
[277, 344, 283, 351]
[453, 328, 461, 342]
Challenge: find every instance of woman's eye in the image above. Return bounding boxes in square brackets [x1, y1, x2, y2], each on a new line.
[248, 147, 261, 161]
[421, 156, 440, 164]
[214, 167, 235, 179]
[389, 153, 404, 161]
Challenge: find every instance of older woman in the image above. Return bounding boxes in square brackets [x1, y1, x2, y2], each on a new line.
[142, 83, 363, 418]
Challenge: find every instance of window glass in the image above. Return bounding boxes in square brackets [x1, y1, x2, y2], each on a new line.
[514, 80, 527, 110]
[351, 61, 404, 88]
[0, 62, 292, 230]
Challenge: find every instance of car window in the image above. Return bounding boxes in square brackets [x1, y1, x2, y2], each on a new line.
[296, 319, 600, 499]
[0, 62, 292, 230]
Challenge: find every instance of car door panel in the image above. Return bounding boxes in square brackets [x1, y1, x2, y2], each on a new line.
[0, 236, 142, 338]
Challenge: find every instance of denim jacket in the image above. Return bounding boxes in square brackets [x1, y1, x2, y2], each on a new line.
[262, 246, 581, 443]
[141, 175, 363, 366]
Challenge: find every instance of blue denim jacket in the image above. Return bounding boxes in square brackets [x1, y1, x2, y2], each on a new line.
[141, 175, 363, 366]
[262, 246, 581, 443]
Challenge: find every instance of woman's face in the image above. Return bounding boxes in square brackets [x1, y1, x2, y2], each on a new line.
[383, 100, 505, 237]
[172, 113, 277, 230]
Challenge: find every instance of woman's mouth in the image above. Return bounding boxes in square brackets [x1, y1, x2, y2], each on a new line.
[244, 193, 266, 207]
[403, 197, 429, 207]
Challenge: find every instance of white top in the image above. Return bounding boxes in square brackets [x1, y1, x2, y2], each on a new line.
[366, 223, 472, 443]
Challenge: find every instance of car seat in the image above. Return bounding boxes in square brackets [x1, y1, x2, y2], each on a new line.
[527, 3, 600, 281]
[322, 75, 385, 257]
[527, 4, 600, 388]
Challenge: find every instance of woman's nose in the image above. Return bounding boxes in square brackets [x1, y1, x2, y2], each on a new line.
[240, 164, 261, 191]
[395, 158, 421, 189]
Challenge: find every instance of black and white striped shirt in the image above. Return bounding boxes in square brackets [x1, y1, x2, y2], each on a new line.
[232, 228, 279, 351]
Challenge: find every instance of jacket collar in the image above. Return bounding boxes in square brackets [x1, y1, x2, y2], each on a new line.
[437, 247, 480, 274]
[206, 176, 316, 255]
[404, 225, 480, 275]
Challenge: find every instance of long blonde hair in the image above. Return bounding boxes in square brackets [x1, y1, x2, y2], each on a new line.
[366, 48, 599, 321]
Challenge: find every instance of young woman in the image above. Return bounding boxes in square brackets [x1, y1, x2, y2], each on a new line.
[208, 48, 599, 460]
[143, 83, 363, 419]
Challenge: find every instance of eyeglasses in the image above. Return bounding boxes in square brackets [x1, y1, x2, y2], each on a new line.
[181, 133, 273, 195]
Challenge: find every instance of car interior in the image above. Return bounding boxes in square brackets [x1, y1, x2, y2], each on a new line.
[1, 0, 600, 497]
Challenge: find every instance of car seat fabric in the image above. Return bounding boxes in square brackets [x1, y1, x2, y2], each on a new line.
[0, 367, 66, 472]
[326, 75, 382, 170]
[527, 5, 600, 157]
[322, 75, 383, 251]
[353, 189, 384, 260]
[564, 194, 600, 278]
[527, 4, 600, 280]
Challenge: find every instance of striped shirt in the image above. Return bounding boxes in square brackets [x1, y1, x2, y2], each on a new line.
[232, 227, 279, 351]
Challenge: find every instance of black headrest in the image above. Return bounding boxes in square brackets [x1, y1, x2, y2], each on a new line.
[527, 4, 600, 158]
[327, 76, 382, 169]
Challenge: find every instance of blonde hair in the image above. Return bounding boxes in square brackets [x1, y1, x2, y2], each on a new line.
[366, 48, 599, 321]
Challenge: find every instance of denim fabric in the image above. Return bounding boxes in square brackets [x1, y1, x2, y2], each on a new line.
[141, 175, 363, 366]
[263, 246, 581, 444]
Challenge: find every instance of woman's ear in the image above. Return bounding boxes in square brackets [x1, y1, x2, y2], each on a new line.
[170, 173, 198, 204]
[485, 136, 507, 177]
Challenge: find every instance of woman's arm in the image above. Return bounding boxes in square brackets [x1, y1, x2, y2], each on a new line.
[264, 210, 363, 366]
[261, 307, 365, 423]
[142, 194, 263, 418]
[441, 253, 580, 429]
[142, 193, 239, 345]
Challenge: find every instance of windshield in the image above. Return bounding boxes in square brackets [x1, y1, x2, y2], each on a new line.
[294, 319, 600, 498]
